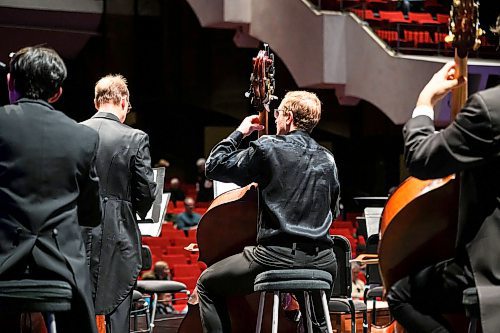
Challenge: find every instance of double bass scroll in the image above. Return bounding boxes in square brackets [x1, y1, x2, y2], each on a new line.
[177, 44, 285, 333]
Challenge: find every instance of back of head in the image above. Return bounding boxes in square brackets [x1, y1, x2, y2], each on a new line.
[9, 46, 67, 101]
[282, 91, 321, 133]
[184, 197, 195, 214]
[170, 177, 180, 189]
[154, 260, 170, 279]
[94, 74, 130, 108]
[196, 158, 206, 172]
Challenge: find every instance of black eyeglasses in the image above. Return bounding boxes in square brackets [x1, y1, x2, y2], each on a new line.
[123, 97, 132, 113]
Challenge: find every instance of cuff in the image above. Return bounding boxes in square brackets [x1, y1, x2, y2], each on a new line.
[412, 105, 434, 120]
[229, 130, 244, 145]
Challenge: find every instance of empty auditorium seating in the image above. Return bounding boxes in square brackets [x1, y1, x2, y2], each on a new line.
[172, 264, 203, 278]
[404, 30, 434, 48]
[436, 13, 449, 25]
[374, 29, 402, 47]
[175, 276, 198, 291]
[408, 12, 439, 25]
[161, 254, 189, 266]
[378, 10, 410, 24]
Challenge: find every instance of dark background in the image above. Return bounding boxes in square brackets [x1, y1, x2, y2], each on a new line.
[0, 0, 498, 210]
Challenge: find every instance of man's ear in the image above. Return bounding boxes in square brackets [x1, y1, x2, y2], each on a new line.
[121, 98, 127, 111]
[94, 99, 99, 110]
[286, 110, 294, 126]
[47, 87, 63, 104]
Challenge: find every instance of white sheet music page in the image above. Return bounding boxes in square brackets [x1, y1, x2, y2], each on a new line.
[137, 167, 169, 237]
[213, 180, 240, 198]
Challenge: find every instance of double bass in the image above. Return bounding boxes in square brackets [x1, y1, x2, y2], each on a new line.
[178, 44, 297, 333]
[378, 0, 482, 329]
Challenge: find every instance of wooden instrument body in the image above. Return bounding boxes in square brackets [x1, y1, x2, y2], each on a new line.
[178, 44, 297, 332]
[178, 184, 297, 333]
[378, 1, 481, 332]
[379, 175, 459, 290]
[197, 184, 258, 266]
[379, 0, 481, 293]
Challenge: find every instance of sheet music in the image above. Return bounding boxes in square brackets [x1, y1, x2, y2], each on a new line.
[213, 180, 240, 198]
[137, 167, 169, 237]
[364, 207, 384, 238]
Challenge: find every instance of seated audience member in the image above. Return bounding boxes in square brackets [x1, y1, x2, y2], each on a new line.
[351, 262, 366, 299]
[174, 197, 201, 234]
[195, 158, 214, 202]
[141, 261, 175, 314]
[154, 159, 170, 192]
[168, 177, 186, 206]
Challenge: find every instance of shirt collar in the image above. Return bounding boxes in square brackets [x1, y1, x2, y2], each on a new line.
[92, 111, 121, 122]
[15, 98, 55, 110]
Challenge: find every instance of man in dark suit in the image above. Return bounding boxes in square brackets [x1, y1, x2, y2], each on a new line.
[81, 74, 156, 333]
[0, 46, 101, 332]
[387, 61, 500, 333]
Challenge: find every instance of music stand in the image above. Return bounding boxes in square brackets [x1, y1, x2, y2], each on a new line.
[353, 197, 387, 239]
[138, 167, 169, 237]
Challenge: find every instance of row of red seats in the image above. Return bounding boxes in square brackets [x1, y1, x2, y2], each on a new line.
[375, 29, 495, 50]
[312, 0, 447, 13]
[351, 9, 448, 26]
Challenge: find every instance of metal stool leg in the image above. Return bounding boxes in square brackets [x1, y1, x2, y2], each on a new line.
[272, 291, 279, 333]
[320, 290, 333, 333]
[469, 318, 478, 333]
[46, 312, 57, 333]
[256, 292, 265, 333]
[304, 291, 313, 333]
[348, 298, 357, 333]
[148, 293, 159, 333]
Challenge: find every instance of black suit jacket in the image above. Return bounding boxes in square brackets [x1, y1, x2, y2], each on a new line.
[81, 112, 156, 315]
[0, 99, 101, 333]
[403, 85, 500, 333]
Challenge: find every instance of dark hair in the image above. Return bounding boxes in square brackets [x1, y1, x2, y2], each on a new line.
[9, 46, 67, 100]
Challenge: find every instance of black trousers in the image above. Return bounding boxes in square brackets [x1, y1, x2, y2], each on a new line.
[105, 289, 133, 333]
[386, 258, 474, 333]
[197, 244, 337, 333]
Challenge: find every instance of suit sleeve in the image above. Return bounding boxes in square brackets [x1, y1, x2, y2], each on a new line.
[205, 131, 262, 186]
[78, 134, 102, 227]
[403, 92, 495, 179]
[132, 133, 157, 218]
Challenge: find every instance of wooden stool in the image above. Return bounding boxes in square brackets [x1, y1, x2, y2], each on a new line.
[254, 269, 333, 333]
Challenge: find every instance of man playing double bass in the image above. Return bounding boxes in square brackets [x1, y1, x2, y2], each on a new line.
[198, 90, 340, 332]
[387, 58, 500, 332]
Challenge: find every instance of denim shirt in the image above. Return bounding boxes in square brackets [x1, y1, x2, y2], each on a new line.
[206, 130, 340, 247]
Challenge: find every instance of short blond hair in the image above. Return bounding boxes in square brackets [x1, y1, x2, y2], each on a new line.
[281, 91, 321, 133]
[94, 74, 129, 108]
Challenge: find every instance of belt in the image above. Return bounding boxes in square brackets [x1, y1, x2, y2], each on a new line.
[265, 241, 332, 253]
